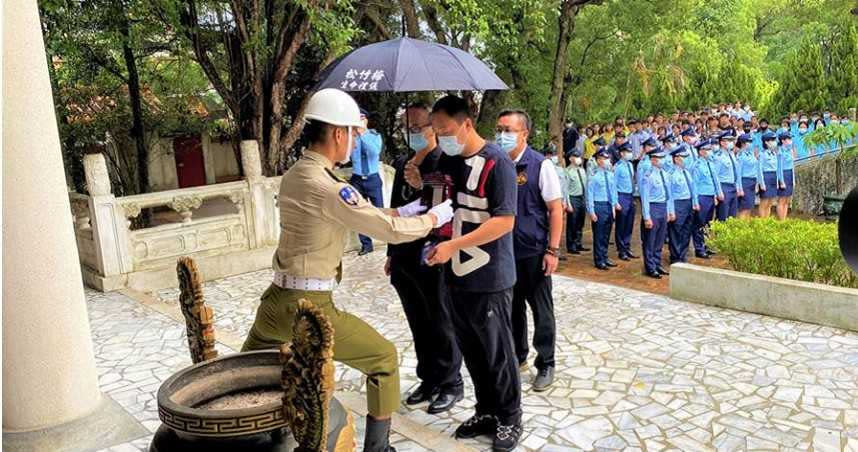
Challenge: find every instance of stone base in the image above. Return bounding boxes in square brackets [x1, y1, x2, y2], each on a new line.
[82, 246, 277, 292]
[670, 263, 858, 332]
[2, 396, 148, 452]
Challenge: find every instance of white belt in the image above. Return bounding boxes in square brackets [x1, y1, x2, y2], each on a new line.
[273, 273, 336, 291]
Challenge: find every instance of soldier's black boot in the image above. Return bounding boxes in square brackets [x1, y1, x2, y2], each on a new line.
[364, 416, 396, 452]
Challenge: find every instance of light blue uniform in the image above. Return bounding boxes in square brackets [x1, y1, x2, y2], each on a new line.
[640, 164, 673, 274]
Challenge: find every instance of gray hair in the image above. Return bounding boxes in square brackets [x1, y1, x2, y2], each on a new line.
[498, 109, 532, 132]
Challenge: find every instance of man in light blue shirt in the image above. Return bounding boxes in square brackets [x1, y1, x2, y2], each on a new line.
[627, 119, 649, 162]
[640, 147, 674, 279]
[613, 142, 637, 261]
[712, 132, 741, 221]
[691, 139, 722, 259]
[667, 146, 698, 265]
[350, 108, 385, 255]
[586, 149, 620, 270]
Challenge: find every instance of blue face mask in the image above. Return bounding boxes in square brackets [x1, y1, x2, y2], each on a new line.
[621, 152, 633, 161]
[495, 132, 518, 153]
[408, 132, 428, 151]
[438, 134, 464, 156]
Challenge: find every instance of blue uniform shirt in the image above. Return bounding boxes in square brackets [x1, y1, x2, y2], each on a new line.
[641, 166, 674, 220]
[692, 156, 723, 197]
[712, 148, 740, 184]
[737, 148, 758, 180]
[586, 167, 618, 214]
[636, 154, 652, 189]
[779, 145, 795, 171]
[613, 159, 635, 194]
[757, 147, 780, 191]
[350, 130, 383, 176]
[668, 165, 698, 207]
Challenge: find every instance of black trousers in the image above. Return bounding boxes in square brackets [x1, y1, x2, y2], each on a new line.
[390, 260, 462, 390]
[511, 254, 556, 370]
[566, 195, 586, 251]
[448, 286, 521, 424]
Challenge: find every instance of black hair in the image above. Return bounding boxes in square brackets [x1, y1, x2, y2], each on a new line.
[760, 118, 769, 124]
[432, 95, 472, 120]
[498, 108, 532, 132]
[303, 119, 332, 145]
[406, 101, 430, 111]
[719, 113, 729, 119]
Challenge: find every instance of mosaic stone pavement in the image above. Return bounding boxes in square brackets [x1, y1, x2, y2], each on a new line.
[89, 250, 858, 451]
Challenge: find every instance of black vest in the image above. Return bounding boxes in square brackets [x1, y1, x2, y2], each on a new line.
[513, 147, 549, 259]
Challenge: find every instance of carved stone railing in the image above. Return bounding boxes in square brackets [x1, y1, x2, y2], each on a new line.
[68, 141, 283, 291]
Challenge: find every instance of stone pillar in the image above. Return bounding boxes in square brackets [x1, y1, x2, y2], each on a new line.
[2, 0, 101, 431]
[242, 140, 271, 247]
[84, 153, 133, 277]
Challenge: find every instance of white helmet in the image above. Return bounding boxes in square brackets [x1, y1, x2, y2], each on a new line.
[303, 88, 363, 128]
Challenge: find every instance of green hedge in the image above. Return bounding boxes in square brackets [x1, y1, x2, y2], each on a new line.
[707, 218, 857, 289]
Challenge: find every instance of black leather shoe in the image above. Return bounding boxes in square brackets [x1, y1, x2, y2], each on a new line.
[606, 260, 618, 267]
[596, 264, 609, 271]
[695, 253, 710, 259]
[570, 250, 581, 255]
[428, 388, 464, 414]
[358, 247, 373, 256]
[405, 384, 438, 405]
[626, 252, 639, 259]
[706, 250, 717, 256]
[646, 271, 662, 279]
[618, 255, 630, 261]
[657, 267, 670, 275]
[579, 246, 590, 252]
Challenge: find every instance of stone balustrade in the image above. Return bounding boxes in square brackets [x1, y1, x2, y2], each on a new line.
[68, 141, 393, 292]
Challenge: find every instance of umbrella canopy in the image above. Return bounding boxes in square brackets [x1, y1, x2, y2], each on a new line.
[315, 37, 508, 92]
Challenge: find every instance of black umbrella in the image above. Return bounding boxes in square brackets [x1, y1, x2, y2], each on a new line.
[315, 37, 508, 92]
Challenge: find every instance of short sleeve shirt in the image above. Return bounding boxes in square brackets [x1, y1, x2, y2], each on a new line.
[439, 143, 517, 292]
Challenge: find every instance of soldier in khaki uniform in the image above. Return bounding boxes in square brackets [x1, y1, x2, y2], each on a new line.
[242, 88, 453, 452]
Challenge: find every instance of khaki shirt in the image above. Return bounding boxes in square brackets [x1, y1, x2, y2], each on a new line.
[273, 151, 434, 279]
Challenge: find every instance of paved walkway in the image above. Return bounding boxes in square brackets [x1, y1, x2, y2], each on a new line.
[91, 250, 858, 451]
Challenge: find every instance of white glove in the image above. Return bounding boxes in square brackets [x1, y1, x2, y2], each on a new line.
[396, 199, 427, 217]
[427, 199, 454, 226]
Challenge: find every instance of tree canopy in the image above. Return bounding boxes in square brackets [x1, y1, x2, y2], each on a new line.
[40, 0, 858, 183]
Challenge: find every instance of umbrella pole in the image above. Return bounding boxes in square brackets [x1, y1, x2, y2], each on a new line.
[405, 92, 411, 152]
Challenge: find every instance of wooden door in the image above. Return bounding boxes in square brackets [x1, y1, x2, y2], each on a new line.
[173, 135, 206, 188]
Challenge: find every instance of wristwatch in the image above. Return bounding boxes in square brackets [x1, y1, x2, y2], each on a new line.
[546, 246, 560, 256]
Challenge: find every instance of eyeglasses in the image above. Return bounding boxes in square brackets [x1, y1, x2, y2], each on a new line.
[406, 123, 432, 134]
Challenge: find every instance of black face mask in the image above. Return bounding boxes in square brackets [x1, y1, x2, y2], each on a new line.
[743, 127, 751, 133]
[761, 125, 769, 131]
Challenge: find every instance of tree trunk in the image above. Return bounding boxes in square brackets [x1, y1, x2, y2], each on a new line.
[547, 1, 580, 158]
[399, 0, 420, 37]
[118, 7, 148, 195]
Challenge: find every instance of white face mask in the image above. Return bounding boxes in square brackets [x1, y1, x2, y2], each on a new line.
[574, 157, 583, 166]
[799, 127, 808, 133]
[726, 142, 735, 150]
[438, 123, 466, 156]
[549, 156, 559, 164]
[766, 141, 777, 150]
[783, 140, 793, 147]
[338, 126, 354, 165]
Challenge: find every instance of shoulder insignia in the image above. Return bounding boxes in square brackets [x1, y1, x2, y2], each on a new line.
[338, 185, 361, 206]
[325, 168, 347, 183]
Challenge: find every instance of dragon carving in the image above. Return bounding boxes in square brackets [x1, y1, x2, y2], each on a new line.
[280, 298, 337, 452]
[176, 257, 217, 364]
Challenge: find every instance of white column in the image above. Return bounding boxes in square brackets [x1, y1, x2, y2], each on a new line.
[2, 0, 101, 431]
[84, 153, 133, 277]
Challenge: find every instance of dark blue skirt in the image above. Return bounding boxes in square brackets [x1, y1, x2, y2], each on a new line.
[760, 171, 778, 199]
[740, 177, 757, 210]
[778, 169, 794, 197]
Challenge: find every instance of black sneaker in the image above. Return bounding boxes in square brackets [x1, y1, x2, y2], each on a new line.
[492, 422, 522, 451]
[454, 414, 496, 439]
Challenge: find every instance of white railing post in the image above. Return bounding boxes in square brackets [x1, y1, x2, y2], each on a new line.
[241, 140, 272, 248]
[83, 153, 133, 276]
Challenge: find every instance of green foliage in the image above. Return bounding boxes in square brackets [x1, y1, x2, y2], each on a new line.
[803, 122, 858, 157]
[707, 218, 857, 288]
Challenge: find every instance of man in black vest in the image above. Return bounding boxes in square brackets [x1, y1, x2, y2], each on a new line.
[496, 109, 563, 392]
[387, 102, 464, 414]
